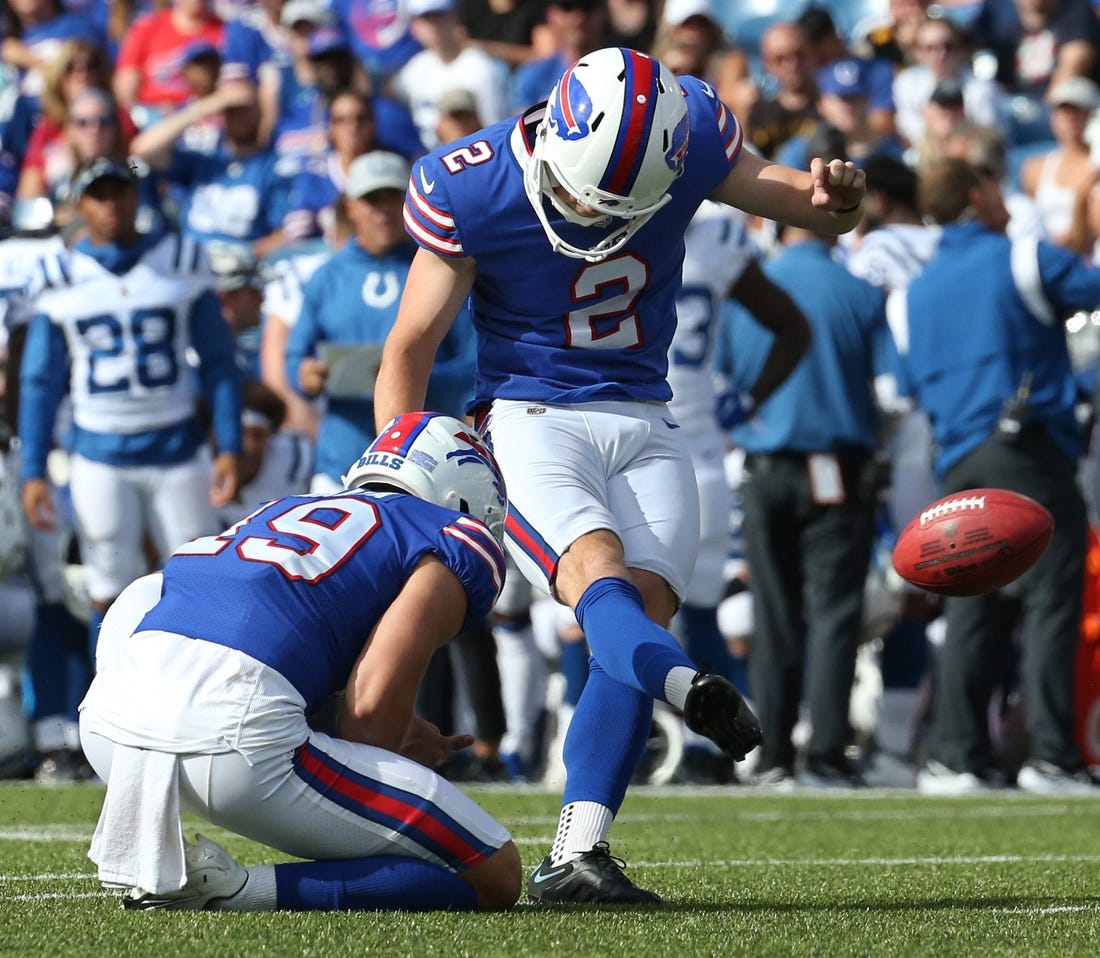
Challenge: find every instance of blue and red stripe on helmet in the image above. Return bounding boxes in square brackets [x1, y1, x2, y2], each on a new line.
[600, 49, 659, 199]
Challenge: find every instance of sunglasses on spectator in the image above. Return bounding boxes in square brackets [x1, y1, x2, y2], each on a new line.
[70, 114, 115, 128]
[66, 58, 102, 75]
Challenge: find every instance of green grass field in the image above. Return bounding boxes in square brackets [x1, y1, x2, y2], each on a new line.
[2, 783, 1100, 957]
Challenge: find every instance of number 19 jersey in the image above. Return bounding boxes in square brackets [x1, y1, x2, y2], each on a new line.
[139, 489, 506, 714]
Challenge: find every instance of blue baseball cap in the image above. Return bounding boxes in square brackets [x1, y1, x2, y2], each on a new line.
[816, 57, 870, 98]
[307, 24, 350, 57]
[182, 40, 220, 65]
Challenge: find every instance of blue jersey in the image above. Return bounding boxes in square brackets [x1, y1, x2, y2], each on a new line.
[140, 489, 506, 713]
[286, 240, 476, 483]
[729, 239, 892, 454]
[169, 142, 294, 246]
[897, 222, 1100, 474]
[404, 75, 743, 409]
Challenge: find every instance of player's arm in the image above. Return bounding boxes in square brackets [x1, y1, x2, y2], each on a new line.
[729, 260, 812, 407]
[17, 313, 68, 529]
[340, 555, 474, 765]
[374, 248, 477, 430]
[711, 150, 865, 236]
[190, 290, 243, 506]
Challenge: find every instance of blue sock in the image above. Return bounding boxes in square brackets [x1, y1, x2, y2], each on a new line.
[25, 603, 91, 720]
[274, 856, 479, 911]
[574, 577, 695, 702]
[562, 658, 652, 810]
[559, 639, 590, 707]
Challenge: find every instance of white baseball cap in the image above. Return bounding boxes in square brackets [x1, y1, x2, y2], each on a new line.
[407, 0, 457, 16]
[346, 150, 410, 199]
[662, 0, 718, 27]
[280, 0, 332, 27]
[1048, 76, 1100, 110]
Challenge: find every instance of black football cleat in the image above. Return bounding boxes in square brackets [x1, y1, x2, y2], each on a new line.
[527, 843, 662, 905]
[683, 672, 762, 761]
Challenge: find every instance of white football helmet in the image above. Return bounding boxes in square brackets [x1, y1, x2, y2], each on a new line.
[342, 413, 507, 544]
[524, 47, 690, 262]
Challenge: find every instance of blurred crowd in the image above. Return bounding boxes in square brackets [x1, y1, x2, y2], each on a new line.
[3, 0, 1100, 796]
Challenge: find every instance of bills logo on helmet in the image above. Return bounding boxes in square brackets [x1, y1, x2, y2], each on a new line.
[665, 112, 690, 174]
[548, 66, 593, 141]
[450, 430, 505, 506]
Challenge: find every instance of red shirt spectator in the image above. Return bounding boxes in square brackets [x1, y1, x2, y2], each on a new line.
[113, 0, 224, 114]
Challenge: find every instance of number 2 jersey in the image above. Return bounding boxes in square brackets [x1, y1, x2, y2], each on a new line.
[139, 489, 506, 714]
[18, 232, 241, 481]
[403, 74, 744, 409]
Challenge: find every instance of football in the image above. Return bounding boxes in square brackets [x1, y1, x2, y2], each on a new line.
[892, 488, 1054, 597]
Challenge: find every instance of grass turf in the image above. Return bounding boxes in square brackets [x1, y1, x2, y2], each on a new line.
[1, 783, 1099, 957]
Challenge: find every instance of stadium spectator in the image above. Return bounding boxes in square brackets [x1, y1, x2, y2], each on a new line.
[112, 0, 224, 124]
[852, 0, 932, 67]
[603, 0, 657, 54]
[650, 0, 756, 123]
[970, 0, 1100, 100]
[286, 151, 474, 492]
[892, 14, 1004, 149]
[18, 158, 242, 676]
[434, 87, 483, 146]
[269, 14, 421, 177]
[390, 0, 508, 151]
[15, 42, 137, 199]
[797, 5, 896, 137]
[330, 0, 421, 84]
[776, 58, 905, 171]
[508, 0, 607, 113]
[1021, 75, 1100, 254]
[79, 415, 521, 913]
[218, 0, 296, 146]
[19, 88, 162, 234]
[1, 0, 105, 102]
[216, 378, 313, 525]
[667, 201, 810, 784]
[374, 46, 864, 902]
[461, 0, 548, 69]
[728, 222, 893, 788]
[895, 157, 1100, 795]
[129, 83, 294, 259]
[748, 21, 821, 160]
[257, 227, 349, 441]
[283, 88, 381, 242]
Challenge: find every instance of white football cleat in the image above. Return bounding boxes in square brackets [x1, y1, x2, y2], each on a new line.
[123, 834, 247, 911]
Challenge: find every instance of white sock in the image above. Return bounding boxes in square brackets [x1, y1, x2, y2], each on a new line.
[209, 865, 277, 911]
[663, 665, 698, 711]
[549, 801, 614, 866]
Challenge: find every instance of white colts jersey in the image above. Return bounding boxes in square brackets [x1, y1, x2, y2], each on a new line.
[34, 236, 211, 436]
[0, 236, 65, 337]
[667, 202, 756, 436]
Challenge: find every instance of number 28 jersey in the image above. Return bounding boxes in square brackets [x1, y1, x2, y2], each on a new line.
[32, 234, 212, 436]
[140, 489, 506, 713]
[403, 75, 744, 408]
